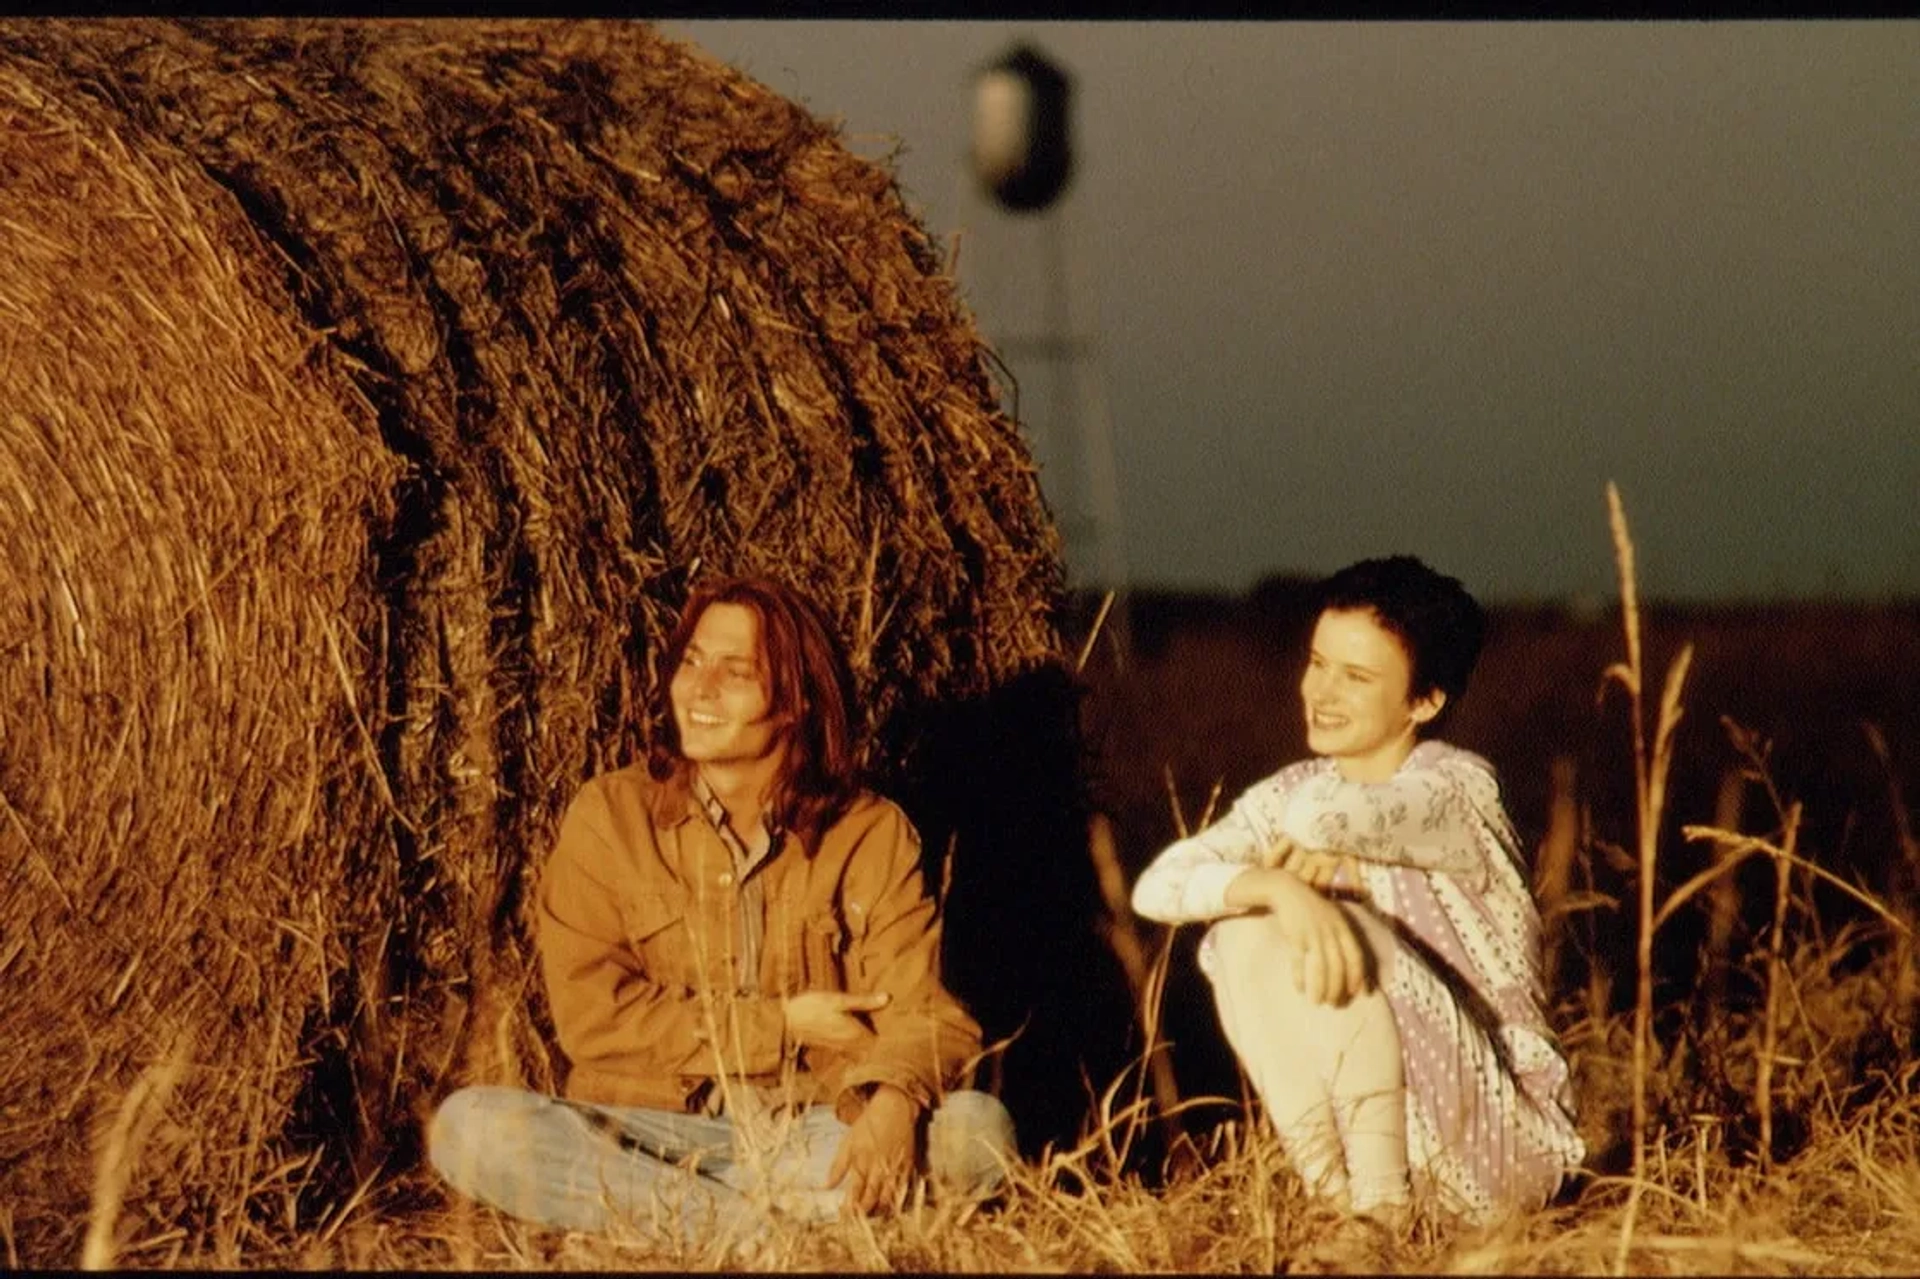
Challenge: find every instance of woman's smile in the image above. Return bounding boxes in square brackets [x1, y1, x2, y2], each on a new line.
[1299, 607, 1442, 782]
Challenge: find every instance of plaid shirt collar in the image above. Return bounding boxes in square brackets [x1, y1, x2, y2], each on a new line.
[688, 768, 783, 871]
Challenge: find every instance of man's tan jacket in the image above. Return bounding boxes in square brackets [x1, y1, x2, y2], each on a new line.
[537, 763, 983, 1121]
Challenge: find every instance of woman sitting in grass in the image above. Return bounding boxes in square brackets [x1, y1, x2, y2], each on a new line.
[1131, 555, 1584, 1228]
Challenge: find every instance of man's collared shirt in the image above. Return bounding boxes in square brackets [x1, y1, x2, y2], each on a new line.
[687, 770, 782, 997]
[536, 762, 982, 1121]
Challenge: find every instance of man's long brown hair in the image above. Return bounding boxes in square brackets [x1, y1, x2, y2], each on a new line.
[646, 575, 860, 837]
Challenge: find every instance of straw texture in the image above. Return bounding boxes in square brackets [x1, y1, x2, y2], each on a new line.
[0, 18, 1081, 1257]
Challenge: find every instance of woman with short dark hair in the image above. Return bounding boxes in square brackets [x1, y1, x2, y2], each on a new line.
[1132, 555, 1583, 1228]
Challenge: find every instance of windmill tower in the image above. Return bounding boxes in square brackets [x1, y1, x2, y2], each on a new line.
[961, 42, 1131, 668]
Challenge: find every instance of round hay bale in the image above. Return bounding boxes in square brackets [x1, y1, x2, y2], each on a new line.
[0, 39, 403, 1252]
[0, 17, 1130, 1259]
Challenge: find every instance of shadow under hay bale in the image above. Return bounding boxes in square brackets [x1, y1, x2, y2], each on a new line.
[890, 663, 1139, 1157]
[0, 17, 1129, 1261]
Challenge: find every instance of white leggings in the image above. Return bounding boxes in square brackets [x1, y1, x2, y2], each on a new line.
[1204, 907, 1409, 1214]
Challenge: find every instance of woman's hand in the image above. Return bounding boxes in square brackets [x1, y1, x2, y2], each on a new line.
[1224, 866, 1372, 1005]
[1267, 837, 1359, 893]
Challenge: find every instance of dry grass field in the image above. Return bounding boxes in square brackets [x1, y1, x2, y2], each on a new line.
[56, 513, 1920, 1274]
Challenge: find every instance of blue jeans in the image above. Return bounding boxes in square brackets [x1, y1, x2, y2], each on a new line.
[428, 1084, 1017, 1243]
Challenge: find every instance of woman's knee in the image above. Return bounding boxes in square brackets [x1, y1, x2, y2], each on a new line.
[1209, 914, 1311, 1008]
[1209, 914, 1290, 974]
[1211, 905, 1396, 999]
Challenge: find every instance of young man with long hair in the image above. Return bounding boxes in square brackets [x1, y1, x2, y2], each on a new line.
[429, 576, 1012, 1243]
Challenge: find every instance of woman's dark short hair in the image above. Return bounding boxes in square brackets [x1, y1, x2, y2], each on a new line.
[647, 575, 859, 835]
[1318, 555, 1485, 718]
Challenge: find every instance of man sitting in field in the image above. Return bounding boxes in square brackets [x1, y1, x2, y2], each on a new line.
[428, 576, 1014, 1243]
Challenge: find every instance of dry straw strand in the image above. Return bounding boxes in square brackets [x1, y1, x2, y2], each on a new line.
[82, 1039, 188, 1271]
[1756, 800, 1803, 1175]
[1087, 813, 1185, 1150]
[1601, 480, 1694, 1275]
[1534, 753, 1580, 984]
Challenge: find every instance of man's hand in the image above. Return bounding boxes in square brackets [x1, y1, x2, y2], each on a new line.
[782, 990, 890, 1052]
[827, 1084, 919, 1215]
[1225, 866, 1372, 1006]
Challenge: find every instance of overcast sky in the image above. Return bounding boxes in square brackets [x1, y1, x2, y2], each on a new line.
[661, 21, 1919, 603]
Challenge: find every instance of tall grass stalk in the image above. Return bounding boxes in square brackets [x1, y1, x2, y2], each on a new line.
[1534, 753, 1580, 987]
[1864, 722, 1920, 1034]
[1600, 482, 1694, 1275]
[82, 1039, 187, 1270]
[1704, 768, 1747, 1019]
[1755, 801, 1802, 1174]
[1087, 812, 1185, 1156]
[1075, 590, 1118, 676]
